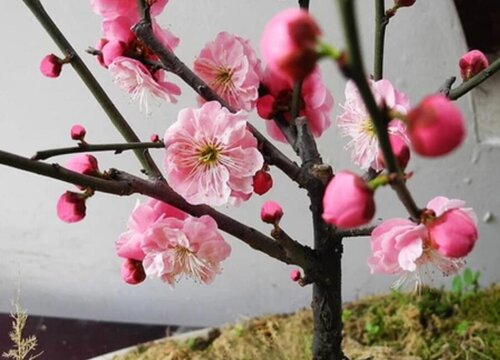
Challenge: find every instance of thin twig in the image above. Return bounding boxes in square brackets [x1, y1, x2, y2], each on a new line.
[448, 57, 500, 100]
[336, 226, 375, 237]
[373, 0, 388, 80]
[0, 149, 292, 265]
[22, 0, 163, 180]
[299, 0, 310, 10]
[438, 76, 456, 97]
[32, 142, 164, 161]
[336, 0, 421, 222]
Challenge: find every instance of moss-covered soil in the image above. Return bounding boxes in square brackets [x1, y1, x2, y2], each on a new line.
[114, 285, 500, 360]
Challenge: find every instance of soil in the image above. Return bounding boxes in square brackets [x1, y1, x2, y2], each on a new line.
[113, 285, 500, 360]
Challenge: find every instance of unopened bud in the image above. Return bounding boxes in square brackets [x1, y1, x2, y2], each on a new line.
[57, 191, 87, 223]
[290, 269, 302, 282]
[120, 258, 146, 285]
[40, 54, 63, 78]
[261, 201, 284, 224]
[71, 124, 86, 141]
[253, 170, 273, 195]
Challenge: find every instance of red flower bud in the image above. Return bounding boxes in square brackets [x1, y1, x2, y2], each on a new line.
[57, 191, 86, 223]
[70, 124, 86, 141]
[261, 201, 284, 224]
[40, 54, 63, 78]
[459, 50, 488, 81]
[120, 258, 146, 285]
[290, 269, 302, 282]
[322, 171, 375, 229]
[253, 170, 273, 195]
[261, 9, 321, 81]
[407, 94, 464, 157]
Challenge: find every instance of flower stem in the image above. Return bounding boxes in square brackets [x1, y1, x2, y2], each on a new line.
[22, 0, 162, 180]
[32, 142, 164, 161]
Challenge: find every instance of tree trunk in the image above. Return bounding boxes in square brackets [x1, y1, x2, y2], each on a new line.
[309, 184, 345, 360]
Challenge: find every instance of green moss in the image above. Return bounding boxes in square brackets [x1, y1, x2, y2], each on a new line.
[114, 285, 500, 360]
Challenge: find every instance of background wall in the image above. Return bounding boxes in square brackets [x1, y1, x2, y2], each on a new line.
[0, 0, 498, 327]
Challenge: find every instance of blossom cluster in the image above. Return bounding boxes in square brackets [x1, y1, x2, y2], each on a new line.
[48, 3, 486, 290]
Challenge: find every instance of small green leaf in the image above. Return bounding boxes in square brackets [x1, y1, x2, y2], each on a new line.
[342, 309, 353, 322]
[365, 323, 380, 335]
[463, 268, 473, 285]
[452, 275, 463, 294]
[455, 320, 469, 336]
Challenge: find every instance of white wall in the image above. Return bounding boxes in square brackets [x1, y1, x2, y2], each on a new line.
[0, 0, 498, 327]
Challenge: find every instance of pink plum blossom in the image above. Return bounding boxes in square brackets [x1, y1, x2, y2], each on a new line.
[194, 32, 261, 111]
[70, 125, 86, 141]
[40, 54, 63, 78]
[141, 215, 231, 285]
[57, 191, 87, 223]
[336, 79, 410, 170]
[116, 198, 186, 261]
[260, 201, 284, 224]
[261, 8, 321, 81]
[65, 154, 99, 176]
[252, 170, 273, 195]
[426, 196, 478, 258]
[163, 101, 264, 206]
[90, 0, 168, 21]
[120, 258, 146, 285]
[368, 196, 477, 289]
[322, 171, 375, 229]
[109, 57, 181, 113]
[257, 67, 333, 142]
[407, 94, 464, 157]
[459, 50, 488, 81]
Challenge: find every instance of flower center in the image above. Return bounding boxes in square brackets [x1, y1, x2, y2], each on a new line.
[361, 118, 377, 137]
[214, 67, 234, 88]
[198, 143, 221, 167]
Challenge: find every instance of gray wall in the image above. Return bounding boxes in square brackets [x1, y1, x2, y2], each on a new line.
[0, 0, 498, 326]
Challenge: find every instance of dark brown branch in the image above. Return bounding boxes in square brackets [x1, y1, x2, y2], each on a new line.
[271, 227, 316, 270]
[438, 76, 457, 96]
[0, 149, 290, 264]
[336, 226, 375, 238]
[131, 19, 304, 187]
[32, 142, 164, 161]
[299, 0, 310, 10]
[22, 0, 163, 180]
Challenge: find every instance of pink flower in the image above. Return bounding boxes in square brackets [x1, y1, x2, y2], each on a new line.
[261, 8, 321, 81]
[65, 154, 99, 176]
[57, 191, 87, 223]
[257, 67, 333, 142]
[459, 50, 489, 81]
[109, 57, 181, 113]
[260, 201, 284, 224]
[142, 215, 231, 285]
[163, 101, 264, 206]
[40, 54, 63, 78]
[70, 125, 86, 141]
[377, 133, 411, 170]
[252, 170, 273, 195]
[322, 171, 375, 228]
[426, 196, 478, 258]
[368, 196, 477, 289]
[90, 0, 168, 21]
[120, 258, 146, 285]
[116, 198, 186, 261]
[407, 94, 464, 157]
[99, 16, 179, 67]
[194, 32, 261, 111]
[336, 79, 410, 170]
